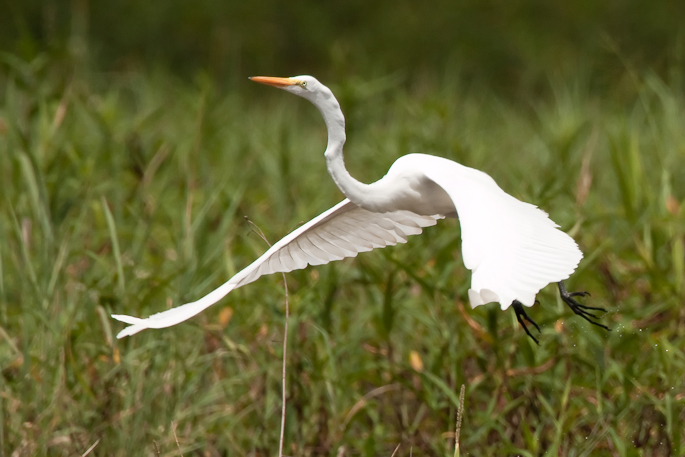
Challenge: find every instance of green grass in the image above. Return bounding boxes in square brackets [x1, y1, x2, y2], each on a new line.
[1, 58, 684, 455]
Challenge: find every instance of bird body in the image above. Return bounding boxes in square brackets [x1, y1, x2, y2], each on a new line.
[113, 75, 584, 339]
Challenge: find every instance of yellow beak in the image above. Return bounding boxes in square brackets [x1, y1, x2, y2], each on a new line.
[249, 76, 299, 87]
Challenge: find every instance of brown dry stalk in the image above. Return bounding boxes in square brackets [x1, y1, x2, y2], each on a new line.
[245, 218, 289, 457]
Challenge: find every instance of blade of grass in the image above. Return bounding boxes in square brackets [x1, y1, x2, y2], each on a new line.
[101, 196, 125, 294]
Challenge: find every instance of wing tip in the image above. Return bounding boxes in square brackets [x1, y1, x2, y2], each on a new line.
[111, 314, 144, 325]
[112, 314, 149, 338]
[468, 288, 500, 308]
[116, 325, 148, 339]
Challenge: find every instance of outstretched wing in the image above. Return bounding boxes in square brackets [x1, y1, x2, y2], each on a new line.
[412, 154, 582, 309]
[113, 199, 442, 338]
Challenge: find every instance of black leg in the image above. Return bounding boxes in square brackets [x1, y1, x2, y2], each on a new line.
[558, 281, 611, 331]
[512, 300, 541, 345]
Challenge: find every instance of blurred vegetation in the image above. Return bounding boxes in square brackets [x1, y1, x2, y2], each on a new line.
[1, 1, 685, 456]
[2, 0, 685, 90]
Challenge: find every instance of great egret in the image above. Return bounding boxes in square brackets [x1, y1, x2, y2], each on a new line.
[112, 75, 608, 343]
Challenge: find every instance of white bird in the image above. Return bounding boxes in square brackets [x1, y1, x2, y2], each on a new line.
[112, 75, 608, 343]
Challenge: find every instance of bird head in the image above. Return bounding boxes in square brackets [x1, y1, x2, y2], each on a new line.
[249, 75, 324, 102]
[249, 75, 344, 135]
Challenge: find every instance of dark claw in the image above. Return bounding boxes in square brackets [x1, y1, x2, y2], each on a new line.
[512, 300, 540, 345]
[569, 291, 591, 298]
[558, 281, 611, 331]
[576, 304, 607, 313]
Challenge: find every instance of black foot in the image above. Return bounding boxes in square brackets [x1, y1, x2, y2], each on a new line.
[512, 300, 541, 345]
[558, 281, 610, 331]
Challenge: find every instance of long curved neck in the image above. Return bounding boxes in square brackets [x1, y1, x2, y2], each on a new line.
[311, 93, 374, 206]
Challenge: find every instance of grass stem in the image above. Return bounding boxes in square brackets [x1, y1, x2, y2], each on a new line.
[246, 218, 289, 457]
[454, 384, 465, 457]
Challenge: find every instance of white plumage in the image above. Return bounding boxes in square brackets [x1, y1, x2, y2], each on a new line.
[112, 75, 583, 339]
[113, 200, 442, 337]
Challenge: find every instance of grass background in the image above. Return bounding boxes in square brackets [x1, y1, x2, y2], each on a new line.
[1, 2, 685, 456]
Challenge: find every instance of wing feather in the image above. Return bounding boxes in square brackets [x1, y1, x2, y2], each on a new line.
[286, 243, 310, 269]
[335, 220, 386, 246]
[112, 198, 442, 337]
[409, 154, 583, 309]
[317, 230, 362, 253]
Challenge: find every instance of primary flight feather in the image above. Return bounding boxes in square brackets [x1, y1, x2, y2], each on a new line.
[113, 75, 607, 341]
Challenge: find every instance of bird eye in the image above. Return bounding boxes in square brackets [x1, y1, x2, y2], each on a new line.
[301, 81, 307, 88]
